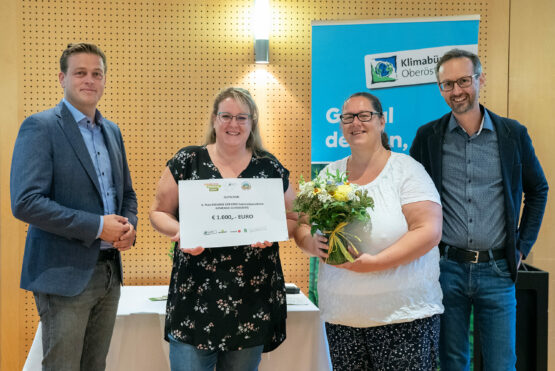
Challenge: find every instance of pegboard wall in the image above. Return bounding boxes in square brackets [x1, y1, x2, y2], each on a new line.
[15, 0, 499, 364]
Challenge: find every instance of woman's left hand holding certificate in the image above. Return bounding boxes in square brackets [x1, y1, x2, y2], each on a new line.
[172, 231, 205, 255]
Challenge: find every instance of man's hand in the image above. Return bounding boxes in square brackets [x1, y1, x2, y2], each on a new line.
[100, 214, 130, 242]
[113, 223, 136, 252]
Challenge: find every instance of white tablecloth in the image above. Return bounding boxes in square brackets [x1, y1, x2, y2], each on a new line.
[24, 285, 331, 371]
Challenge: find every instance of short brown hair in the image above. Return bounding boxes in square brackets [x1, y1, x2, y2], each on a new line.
[60, 43, 107, 73]
[435, 49, 482, 80]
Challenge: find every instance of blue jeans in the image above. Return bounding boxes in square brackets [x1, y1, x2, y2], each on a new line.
[168, 334, 263, 371]
[34, 259, 120, 371]
[439, 254, 516, 371]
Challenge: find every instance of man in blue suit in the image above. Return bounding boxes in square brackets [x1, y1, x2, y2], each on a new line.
[11, 43, 138, 370]
[410, 49, 548, 371]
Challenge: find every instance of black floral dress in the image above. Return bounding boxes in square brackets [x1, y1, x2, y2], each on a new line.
[165, 145, 289, 352]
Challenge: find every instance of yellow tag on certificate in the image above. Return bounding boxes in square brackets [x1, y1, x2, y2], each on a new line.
[178, 178, 288, 249]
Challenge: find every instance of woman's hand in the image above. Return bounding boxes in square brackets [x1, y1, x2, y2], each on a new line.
[172, 231, 205, 256]
[150, 167, 206, 256]
[338, 200, 442, 272]
[336, 251, 377, 273]
[293, 223, 329, 261]
[179, 246, 205, 255]
[251, 240, 272, 248]
[307, 233, 329, 262]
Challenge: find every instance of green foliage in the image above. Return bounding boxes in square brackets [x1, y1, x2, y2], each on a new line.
[293, 169, 373, 235]
[293, 169, 374, 264]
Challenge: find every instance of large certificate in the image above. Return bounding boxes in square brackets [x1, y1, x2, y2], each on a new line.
[178, 178, 289, 249]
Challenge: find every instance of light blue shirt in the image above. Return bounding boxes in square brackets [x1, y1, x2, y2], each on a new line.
[441, 109, 507, 251]
[63, 98, 117, 249]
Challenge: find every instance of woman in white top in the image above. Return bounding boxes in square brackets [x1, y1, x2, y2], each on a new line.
[294, 92, 443, 371]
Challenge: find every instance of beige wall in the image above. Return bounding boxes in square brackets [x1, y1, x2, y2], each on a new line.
[508, 0, 555, 368]
[0, 0, 24, 369]
[1, 0, 552, 369]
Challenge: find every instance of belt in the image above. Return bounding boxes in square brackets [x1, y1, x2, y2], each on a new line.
[439, 242, 505, 263]
[97, 249, 118, 262]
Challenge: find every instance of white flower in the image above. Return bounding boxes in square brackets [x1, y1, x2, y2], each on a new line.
[317, 192, 332, 203]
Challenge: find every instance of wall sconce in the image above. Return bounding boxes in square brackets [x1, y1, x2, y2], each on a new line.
[254, 0, 270, 63]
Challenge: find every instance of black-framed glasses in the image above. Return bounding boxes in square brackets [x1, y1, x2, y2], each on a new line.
[217, 112, 251, 125]
[340, 111, 382, 124]
[439, 74, 479, 92]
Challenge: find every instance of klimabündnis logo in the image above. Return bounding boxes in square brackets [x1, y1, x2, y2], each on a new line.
[365, 45, 477, 89]
[371, 56, 397, 83]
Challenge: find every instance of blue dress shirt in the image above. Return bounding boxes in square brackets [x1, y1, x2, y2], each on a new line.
[441, 109, 507, 251]
[62, 98, 117, 249]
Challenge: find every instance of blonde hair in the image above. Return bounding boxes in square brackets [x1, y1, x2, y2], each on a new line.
[204, 87, 265, 155]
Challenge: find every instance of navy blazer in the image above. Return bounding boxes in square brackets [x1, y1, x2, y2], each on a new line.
[410, 106, 548, 281]
[11, 101, 138, 296]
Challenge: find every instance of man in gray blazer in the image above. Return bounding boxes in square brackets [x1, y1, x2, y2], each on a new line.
[11, 43, 137, 370]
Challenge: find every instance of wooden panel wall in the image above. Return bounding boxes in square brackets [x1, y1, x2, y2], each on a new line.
[508, 0, 555, 369]
[0, 0, 24, 368]
[2, 0, 537, 369]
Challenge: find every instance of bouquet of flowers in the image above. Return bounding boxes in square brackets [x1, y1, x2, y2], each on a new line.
[293, 169, 374, 265]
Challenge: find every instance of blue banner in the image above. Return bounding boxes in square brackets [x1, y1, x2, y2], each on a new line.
[311, 16, 480, 163]
[308, 16, 480, 306]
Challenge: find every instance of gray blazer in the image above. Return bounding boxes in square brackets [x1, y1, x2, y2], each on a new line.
[11, 101, 138, 296]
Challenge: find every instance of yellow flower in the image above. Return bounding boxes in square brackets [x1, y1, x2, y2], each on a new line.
[313, 187, 321, 194]
[332, 184, 351, 201]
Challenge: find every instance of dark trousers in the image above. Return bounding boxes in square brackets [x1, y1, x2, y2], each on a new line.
[325, 315, 440, 371]
[34, 258, 120, 371]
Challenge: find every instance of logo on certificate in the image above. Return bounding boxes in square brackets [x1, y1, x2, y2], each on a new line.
[204, 183, 222, 192]
[241, 181, 251, 190]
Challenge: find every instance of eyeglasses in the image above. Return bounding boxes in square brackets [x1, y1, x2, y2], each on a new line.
[217, 112, 251, 125]
[339, 111, 382, 124]
[439, 74, 479, 92]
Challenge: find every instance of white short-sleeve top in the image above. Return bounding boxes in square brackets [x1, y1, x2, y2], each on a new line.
[317, 152, 444, 327]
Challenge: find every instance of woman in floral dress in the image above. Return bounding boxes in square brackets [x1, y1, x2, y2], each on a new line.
[150, 87, 297, 371]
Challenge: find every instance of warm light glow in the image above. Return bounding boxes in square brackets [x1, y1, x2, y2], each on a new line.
[244, 66, 278, 85]
[254, 0, 270, 40]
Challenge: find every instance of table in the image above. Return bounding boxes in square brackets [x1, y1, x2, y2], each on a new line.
[24, 286, 331, 371]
